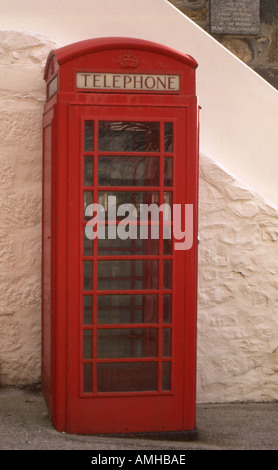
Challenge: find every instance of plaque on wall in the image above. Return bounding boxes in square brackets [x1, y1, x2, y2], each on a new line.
[210, 0, 260, 35]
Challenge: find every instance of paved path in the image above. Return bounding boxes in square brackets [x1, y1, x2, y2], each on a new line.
[0, 387, 277, 451]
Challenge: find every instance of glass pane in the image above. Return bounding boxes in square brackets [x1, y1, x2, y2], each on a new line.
[84, 260, 93, 291]
[97, 362, 158, 392]
[163, 294, 172, 323]
[84, 121, 94, 151]
[98, 121, 160, 152]
[97, 260, 158, 290]
[162, 328, 172, 357]
[97, 328, 158, 358]
[98, 191, 159, 219]
[163, 237, 172, 255]
[98, 227, 158, 256]
[163, 260, 172, 289]
[83, 329, 93, 359]
[84, 157, 93, 186]
[162, 362, 171, 390]
[84, 191, 93, 220]
[84, 226, 93, 256]
[97, 294, 158, 324]
[164, 122, 173, 152]
[164, 158, 173, 186]
[83, 295, 93, 325]
[98, 156, 159, 186]
[164, 191, 172, 209]
[83, 363, 93, 393]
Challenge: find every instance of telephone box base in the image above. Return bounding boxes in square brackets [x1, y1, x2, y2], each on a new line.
[95, 428, 198, 442]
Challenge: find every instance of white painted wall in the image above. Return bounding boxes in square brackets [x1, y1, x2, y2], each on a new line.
[1, 0, 278, 207]
[0, 31, 58, 384]
[0, 0, 277, 402]
[198, 151, 278, 403]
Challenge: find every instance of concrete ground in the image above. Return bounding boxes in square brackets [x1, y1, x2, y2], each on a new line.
[0, 386, 277, 451]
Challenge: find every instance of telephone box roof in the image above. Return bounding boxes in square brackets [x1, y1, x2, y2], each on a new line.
[44, 36, 198, 80]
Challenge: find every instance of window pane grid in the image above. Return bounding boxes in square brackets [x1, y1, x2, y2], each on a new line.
[81, 119, 174, 395]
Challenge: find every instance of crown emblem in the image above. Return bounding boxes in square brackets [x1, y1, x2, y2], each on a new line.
[118, 52, 139, 69]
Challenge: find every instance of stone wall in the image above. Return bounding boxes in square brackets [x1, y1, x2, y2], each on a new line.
[168, 0, 278, 89]
[0, 31, 58, 385]
[0, 29, 277, 403]
[198, 153, 278, 402]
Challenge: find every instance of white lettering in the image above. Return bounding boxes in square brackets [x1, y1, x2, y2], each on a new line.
[85, 197, 194, 251]
[85, 203, 105, 240]
[173, 203, 193, 251]
[117, 203, 137, 240]
[133, 454, 186, 465]
[91, 454, 125, 467]
[140, 203, 171, 240]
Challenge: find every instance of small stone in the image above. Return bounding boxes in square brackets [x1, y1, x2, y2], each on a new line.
[268, 29, 278, 64]
[221, 38, 254, 63]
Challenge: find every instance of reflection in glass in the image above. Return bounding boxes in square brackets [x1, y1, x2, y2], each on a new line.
[84, 121, 94, 151]
[162, 328, 171, 357]
[163, 227, 173, 255]
[84, 157, 93, 186]
[98, 227, 158, 256]
[162, 362, 171, 390]
[84, 226, 93, 256]
[163, 294, 172, 323]
[84, 191, 93, 220]
[97, 294, 158, 324]
[84, 260, 93, 291]
[83, 363, 93, 393]
[163, 191, 172, 209]
[98, 121, 160, 152]
[163, 260, 172, 290]
[97, 328, 158, 358]
[83, 329, 93, 359]
[83, 295, 93, 325]
[163, 237, 172, 255]
[164, 158, 173, 186]
[98, 156, 159, 187]
[164, 122, 173, 152]
[98, 191, 159, 219]
[98, 260, 158, 290]
[97, 362, 158, 392]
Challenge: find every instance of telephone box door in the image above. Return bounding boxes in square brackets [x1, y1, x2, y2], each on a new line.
[66, 102, 197, 435]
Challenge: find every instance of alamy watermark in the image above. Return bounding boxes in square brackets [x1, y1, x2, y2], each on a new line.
[85, 196, 193, 250]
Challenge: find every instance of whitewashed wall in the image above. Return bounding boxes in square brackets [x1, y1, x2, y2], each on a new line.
[0, 31, 58, 384]
[0, 0, 277, 402]
[198, 153, 278, 402]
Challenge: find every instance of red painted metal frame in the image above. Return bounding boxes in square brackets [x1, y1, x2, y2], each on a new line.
[42, 37, 199, 437]
[80, 115, 174, 398]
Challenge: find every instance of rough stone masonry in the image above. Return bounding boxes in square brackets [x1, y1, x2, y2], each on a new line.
[168, 0, 278, 89]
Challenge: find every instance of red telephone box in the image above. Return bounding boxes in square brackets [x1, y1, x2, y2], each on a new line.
[42, 37, 199, 438]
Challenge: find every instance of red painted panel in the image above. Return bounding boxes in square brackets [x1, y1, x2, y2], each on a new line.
[41, 118, 53, 404]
